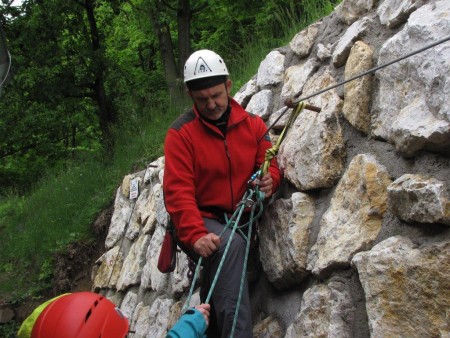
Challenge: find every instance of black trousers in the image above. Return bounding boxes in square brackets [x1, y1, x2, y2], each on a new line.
[200, 217, 253, 338]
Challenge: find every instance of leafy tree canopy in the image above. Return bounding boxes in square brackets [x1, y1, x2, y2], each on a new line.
[0, 0, 315, 193]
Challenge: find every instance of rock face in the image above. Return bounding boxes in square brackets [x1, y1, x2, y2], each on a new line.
[372, 0, 450, 157]
[90, 0, 450, 337]
[259, 192, 315, 289]
[352, 236, 450, 337]
[307, 154, 392, 278]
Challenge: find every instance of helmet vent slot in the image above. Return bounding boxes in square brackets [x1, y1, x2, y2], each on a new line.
[85, 308, 92, 322]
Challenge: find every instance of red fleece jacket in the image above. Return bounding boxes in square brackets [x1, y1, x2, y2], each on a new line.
[163, 98, 282, 249]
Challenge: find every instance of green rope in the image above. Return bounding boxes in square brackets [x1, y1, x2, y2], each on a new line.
[230, 191, 264, 337]
[181, 188, 264, 314]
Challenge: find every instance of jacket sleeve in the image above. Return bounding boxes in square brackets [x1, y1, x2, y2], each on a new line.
[166, 308, 207, 338]
[163, 128, 208, 249]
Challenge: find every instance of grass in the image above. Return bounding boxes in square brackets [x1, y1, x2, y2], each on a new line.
[0, 105, 181, 302]
[230, 0, 340, 92]
[0, 0, 340, 313]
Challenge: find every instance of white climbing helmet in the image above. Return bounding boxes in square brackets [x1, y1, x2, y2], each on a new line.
[184, 49, 229, 84]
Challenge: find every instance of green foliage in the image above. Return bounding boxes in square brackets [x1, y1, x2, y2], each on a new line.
[0, 320, 20, 338]
[227, 0, 325, 92]
[0, 101, 180, 301]
[0, 0, 105, 193]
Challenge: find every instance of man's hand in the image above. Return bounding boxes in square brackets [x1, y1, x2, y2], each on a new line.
[254, 172, 273, 198]
[193, 233, 221, 257]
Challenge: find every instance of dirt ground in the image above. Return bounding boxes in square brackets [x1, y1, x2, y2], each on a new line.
[12, 203, 113, 324]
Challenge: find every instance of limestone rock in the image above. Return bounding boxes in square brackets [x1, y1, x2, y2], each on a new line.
[289, 22, 321, 58]
[280, 58, 318, 103]
[332, 17, 372, 68]
[284, 280, 354, 338]
[259, 192, 315, 289]
[336, 0, 379, 25]
[145, 298, 175, 338]
[307, 154, 391, 277]
[154, 183, 169, 229]
[343, 41, 374, 134]
[116, 234, 151, 291]
[246, 89, 273, 120]
[141, 226, 168, 292]
[388, 174, 450, 225]
[143, 157, 164, 186]
[104, 289, 124, 306]
[141, 224, 190, 298]
[105, 189, 133, 249]
[372, 0, 450, 156]
[389, 97, 450, 157]
[93, 246, 123, 290]
[131, 298, 175, 338]
[121, 173, 144, 199]
[352, 236, 450, 337]
[257, 50, 285, 88]
[120, 290, 139, 322]
[167, 301, 183, 333]
[234, 77, 258, 108]
[130, 302, 150, 338]
[267, 106, 291, 132]
[278, 68, 345, 191]
[138, 185, 161, 235]
[317, 43, 333, 61]
[127, 188, 150, 241]
[377, 0, 425, 28]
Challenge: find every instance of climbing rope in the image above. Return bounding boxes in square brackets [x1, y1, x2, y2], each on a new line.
[181, 101, 308, 337]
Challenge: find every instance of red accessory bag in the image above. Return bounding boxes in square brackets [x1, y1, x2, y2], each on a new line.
[157, 229, 177, 273]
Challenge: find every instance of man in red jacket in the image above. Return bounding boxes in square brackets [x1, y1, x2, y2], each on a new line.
[163, 49, 281, 338]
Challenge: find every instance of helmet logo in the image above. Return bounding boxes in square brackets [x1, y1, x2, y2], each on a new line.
[194, 57, 212, 75]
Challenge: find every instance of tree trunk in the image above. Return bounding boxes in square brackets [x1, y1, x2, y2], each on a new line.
[83, 0, 115, 151]
[148, 1, 181, 101]
[177, 0, 191, 78]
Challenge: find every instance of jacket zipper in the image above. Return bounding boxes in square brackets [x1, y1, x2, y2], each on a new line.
[223, 138, 234, 211]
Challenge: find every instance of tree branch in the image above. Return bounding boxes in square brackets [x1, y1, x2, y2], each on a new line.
[192, 2, 208, 15]
[161, 0, 176, 12]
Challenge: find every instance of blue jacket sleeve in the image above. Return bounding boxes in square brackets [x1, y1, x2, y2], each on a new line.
[166, 308, 207, 338]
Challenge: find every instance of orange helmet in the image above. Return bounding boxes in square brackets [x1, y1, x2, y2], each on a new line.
[31, 292, 129, 338]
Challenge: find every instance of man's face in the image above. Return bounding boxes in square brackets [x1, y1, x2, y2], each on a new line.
[189, 80, 232, 120]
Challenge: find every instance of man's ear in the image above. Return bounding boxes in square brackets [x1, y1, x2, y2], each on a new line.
[226, 79, 232, 93]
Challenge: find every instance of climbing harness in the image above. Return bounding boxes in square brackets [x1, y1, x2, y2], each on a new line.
[182, 101, 314, 337]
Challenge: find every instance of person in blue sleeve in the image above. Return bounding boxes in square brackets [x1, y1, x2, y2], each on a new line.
[167, 303, 210, 338]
